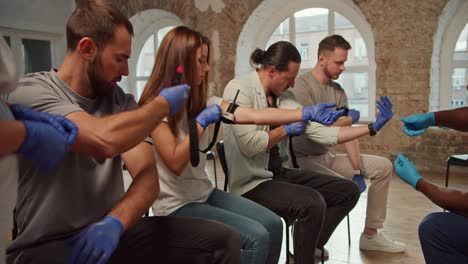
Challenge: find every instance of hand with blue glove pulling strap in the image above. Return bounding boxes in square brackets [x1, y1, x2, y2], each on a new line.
[400, 112, 435, 137]
[66, 216, 124, 264]
[373, 96, 393, 131]
[10, 104, 77, 144]
[283, 121, 306, 136]
[159, 84, 190, 115]
[196, 104, 222, 129]
[302, 103, 344, 125]
[393, 153, 423, 189]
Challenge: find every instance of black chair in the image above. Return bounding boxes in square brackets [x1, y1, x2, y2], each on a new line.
[445, 154, 468, 187]
[216, 140, 299, 264]
[206, 150, 218, 188]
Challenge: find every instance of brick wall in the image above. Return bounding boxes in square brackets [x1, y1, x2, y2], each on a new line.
[112, 0, 467, 174]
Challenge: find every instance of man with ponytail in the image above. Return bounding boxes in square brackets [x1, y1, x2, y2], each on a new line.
[222, 41, 360, 263]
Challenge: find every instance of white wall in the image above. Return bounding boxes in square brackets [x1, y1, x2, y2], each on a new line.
[0, 0, 75, 67]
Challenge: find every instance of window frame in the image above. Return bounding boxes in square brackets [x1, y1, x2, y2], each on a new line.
[235, 0, 376, 121]
[123, 9, 183, 99]
[0, 27, 60, 77]
[431, 0, 468, 111]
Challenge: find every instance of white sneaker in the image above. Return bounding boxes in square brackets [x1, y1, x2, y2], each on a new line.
[314, 247, 329, 258]
[359, 232, 406, 253]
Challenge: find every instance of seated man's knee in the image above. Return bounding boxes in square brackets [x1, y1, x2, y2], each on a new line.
[419, 212, 444, 242]
[299, 193, 326, 220]
[382, 157, 393, 175]
[213, 221, 241, 252]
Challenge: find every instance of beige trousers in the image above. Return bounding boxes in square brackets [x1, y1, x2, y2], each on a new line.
[296, 152, 392, 229]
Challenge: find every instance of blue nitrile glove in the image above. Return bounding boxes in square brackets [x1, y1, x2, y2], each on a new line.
[159, 84, 190, 115]
[400, 112, 435, 137]
[302, 103, 345, 125]
[283, 121, 306, 136]
[10, 104, 78, 145]
[348, 109, 360, 124]
[66, 216, 124, 264]
[393, 153, 423, 189]
[17, 120, 77, 172]
[352, 174, 366, 193]
[373, 96, 393, 131]
[196, 104, 222, 129]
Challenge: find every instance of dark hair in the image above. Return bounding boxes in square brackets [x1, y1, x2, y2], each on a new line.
[318, 35, 351, 56]
[250, 41, 301, 71]
[66, 0, 134, 51]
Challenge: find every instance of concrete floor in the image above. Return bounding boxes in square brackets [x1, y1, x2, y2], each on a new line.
[122, 158, 468, 264]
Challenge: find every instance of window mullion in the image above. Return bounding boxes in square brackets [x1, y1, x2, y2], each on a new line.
[10, 36, 24, 76]
[329, 9, 335, 35]
[452, 60, 468, 68]
[289, 15, 295, 45]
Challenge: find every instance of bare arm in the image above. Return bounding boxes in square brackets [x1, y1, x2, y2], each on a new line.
[151, 121, 204, 176]
[0, 120, 25, 155]
[110, 142, 159, 230]
[218, 100, 303, 125]
[67, 96, 169, 161]
[435, 107, 468, 131]
[417, 179, 468, 218]
[267, 126, 288, 150]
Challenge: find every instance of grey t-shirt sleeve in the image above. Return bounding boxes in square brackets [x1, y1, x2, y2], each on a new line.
[8, 75, 83, 116]
[292, 75, 313, 107]
[333, 82, 349, 108]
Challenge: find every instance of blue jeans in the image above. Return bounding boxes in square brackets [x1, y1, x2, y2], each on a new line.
[419, 212, 468, 264]
[170, 189, 283, 264]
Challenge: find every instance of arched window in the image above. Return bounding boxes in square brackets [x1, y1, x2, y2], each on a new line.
[134, 26, 174, 99]
[451, 23, 468, 108]
[431, 0, 468, 111]
[119, 9, 182, 100]
[236, 0, 376, 121]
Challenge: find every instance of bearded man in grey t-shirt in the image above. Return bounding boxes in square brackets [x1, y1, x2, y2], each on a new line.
[6, 2, 240, 264]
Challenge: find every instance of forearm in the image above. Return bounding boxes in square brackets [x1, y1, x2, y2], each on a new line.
[160, 124, 204, 175]
[70, 97, 169, 159]
[337, 125, 370, 143]
[344, 139, 361, 170]
[417, 179, 468, 217]
[435, 107, 468, 131]
[267, 126, 287, 150]
[233, 106, 302, 125]
[0, 121, 25, 155]
[109, 166, 159, 230]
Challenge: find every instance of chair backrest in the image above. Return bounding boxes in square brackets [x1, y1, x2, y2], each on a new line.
[216, 140, 229, 192]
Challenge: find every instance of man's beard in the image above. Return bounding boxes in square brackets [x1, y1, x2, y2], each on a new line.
[87, 56, 112, 96]
[324, 64, 340, 80]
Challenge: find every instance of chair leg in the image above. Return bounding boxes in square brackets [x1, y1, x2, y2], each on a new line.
[347, 214, 351, 247]
[445, 162, 450, 188]
[321, 246, 325, 264]
[285, 219, 290, 264]
[213, 158, 218, 188]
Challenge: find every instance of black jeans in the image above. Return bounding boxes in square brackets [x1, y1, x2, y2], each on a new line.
[242, 168, 360, 264]
[8, 216, 241, 264]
